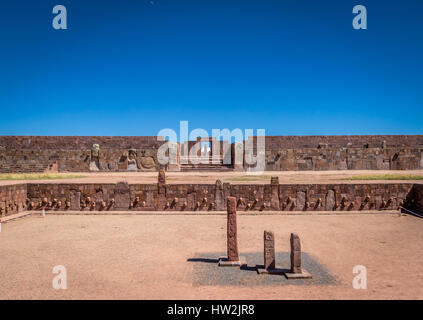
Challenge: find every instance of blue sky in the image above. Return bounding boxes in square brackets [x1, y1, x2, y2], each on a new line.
[0, 0, 422, 137]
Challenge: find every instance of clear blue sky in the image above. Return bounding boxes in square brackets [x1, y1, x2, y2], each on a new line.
[0, 0, 422, 137]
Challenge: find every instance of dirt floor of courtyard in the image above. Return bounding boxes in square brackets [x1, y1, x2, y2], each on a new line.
[0, 213, 422, 299]
[1, 170, 423, 185]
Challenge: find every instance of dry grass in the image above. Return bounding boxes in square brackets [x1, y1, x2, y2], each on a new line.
[226, 175, 271, 182]
[343, 174, 423, 181]
[0, 173, 86, 181]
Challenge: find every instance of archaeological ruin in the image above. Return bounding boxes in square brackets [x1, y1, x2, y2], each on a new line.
[1, 135, 423, 217]
[0, 135, 422, 173]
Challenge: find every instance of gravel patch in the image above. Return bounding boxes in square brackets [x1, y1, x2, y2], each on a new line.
[189, 251, 339, 286]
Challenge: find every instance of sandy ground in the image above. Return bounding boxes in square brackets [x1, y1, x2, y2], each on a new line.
[1, 170, 423, 186]
[0, 213, 422, 300]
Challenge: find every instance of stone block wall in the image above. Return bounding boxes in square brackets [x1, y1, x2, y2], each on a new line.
[1, 135, 423, 172]
[260, 147, 423, 171]
[0, 184, 28, 217]
[21, 180, 418, 213]
[0, 136, 165, 173]
[246, 135, 423, 171]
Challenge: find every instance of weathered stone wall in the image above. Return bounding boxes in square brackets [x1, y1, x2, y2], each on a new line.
[23, 181, 417, 212]
[0, 184, 27, 217]
[261, 147, 422, 171]
[0, 136, 165, 173]
[245, 135, 423, 171]
[263, 135, 423, 148]
[1, 135, 423, 172]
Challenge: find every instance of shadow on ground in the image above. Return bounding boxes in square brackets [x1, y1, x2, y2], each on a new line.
[187, 252, 339, 286]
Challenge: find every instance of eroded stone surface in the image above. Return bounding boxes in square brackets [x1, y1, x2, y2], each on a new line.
[264, 230, 275, 270]
[296, 191, 306, 211]
[114, 182, 130, 210]
[214, 180, 224, 211]
[325, 190, 335, 211]
[270, 177, 280, 210]
[227, 196, 239, 261]
[70, 190, 81, 210]
[290, 233, 302, 274]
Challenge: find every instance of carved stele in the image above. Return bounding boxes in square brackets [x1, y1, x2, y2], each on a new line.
[70, 190, 81, 210]
[157, 169, 167, 210]
[290, 233, 302, 273]
[214, 179, 224, 211]
[264, 230, 275, 270]
[270, 177, 280, 210]
[114, 182, 130, 210]
[256, 230, 284, 275]
[158, 169, 166, 193]
[285, 232, 312, 279]
[226, 196, 239, 261]
[218, 196, 246, 267]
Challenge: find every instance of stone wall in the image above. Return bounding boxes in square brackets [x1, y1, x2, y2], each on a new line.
[260, 147, 423, 171]
[0, 184, 28, 217]
[245, 135, 423, 171]
[263, 135, 423, 148]
[1, 135, 423, 172]
[0, 136, 165, 173]
[23, 181, 417, 212]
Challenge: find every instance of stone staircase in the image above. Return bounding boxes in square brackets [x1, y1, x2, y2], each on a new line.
[0, 163, 51, 173]
[180, 156, 234, 172]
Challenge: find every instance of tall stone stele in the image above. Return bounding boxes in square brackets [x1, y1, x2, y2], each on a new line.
[157, 169, 167, 210]
[256, 230, 284, 275]
[264, 230, 276, 270]
[270, 177, 280, 210]
[218, 196, 246, 267]
[226, 196, 239, 261]
[285, 232, 312, 279]
[290, 233, 302, 274]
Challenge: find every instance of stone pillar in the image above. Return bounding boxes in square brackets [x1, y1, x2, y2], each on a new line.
[264, 230, 275, 270]
[218, 196, 246, 266]
[270, 177, 280, 210]
[214, 179, 224, 211]
[325, 190, 335, 211]
[114, 182, 130, 210]
[290, 233, 302, 274]
[157, 169, 167, 210]
[226, 196, 239, 261]
[223, 183, 231, 210]
[70, 190, 81, 210]
[296, 191, 306, 211]
[158, 169, 166, 192]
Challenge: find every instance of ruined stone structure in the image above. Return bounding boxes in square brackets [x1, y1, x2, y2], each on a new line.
[0, 184, 27, 216]
[1, 135, 422, 173]
[1, 178, 421, 217]
[0, 136, 164, 173]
